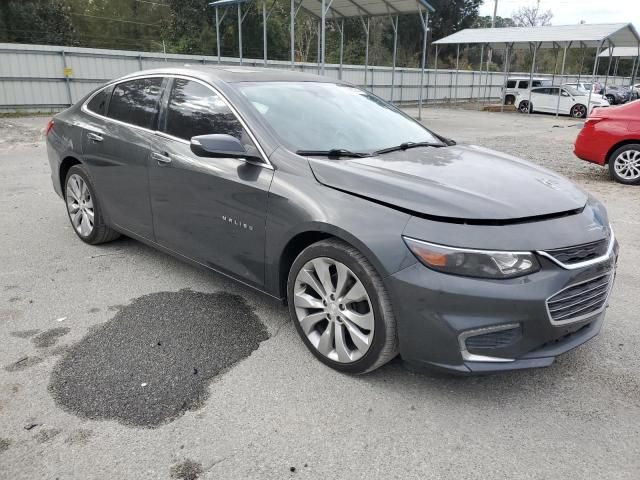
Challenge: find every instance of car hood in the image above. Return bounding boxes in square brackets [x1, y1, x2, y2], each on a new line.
[307, 144, 588, 221]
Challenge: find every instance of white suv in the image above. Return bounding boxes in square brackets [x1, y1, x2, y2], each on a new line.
[503, 77, 552, 105]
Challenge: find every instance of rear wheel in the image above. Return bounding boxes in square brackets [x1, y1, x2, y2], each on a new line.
[504, 95, 515, 106]
[65, 165, 120, 244]
[609, 144, 640, 185]
[287, 239, 397, 374]
[570, 104, 587, 118]
[518, 101, 532, 114]
[605, 94, 616, 105]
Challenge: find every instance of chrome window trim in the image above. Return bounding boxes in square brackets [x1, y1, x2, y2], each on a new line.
[545, 270, 615, 326]
[537, 228, 615, 270]
[80, 73, 273, 170]
[457, 324, 518, 363]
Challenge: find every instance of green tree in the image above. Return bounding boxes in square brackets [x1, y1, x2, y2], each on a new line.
[0, 0, 77, 45]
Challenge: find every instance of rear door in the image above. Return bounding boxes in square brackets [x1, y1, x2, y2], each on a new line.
[81, 77, 165, 239]
[148, 77, 273, 288]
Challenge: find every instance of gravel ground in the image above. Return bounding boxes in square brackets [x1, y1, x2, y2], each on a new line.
[0, 111, 638, 479]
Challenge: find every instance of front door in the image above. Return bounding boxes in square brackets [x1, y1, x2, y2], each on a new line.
[148, 78, 273, 288]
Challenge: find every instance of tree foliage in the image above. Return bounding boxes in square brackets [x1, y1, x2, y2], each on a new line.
[0, 0, 77, 45]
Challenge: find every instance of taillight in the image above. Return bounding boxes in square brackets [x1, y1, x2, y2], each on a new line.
[44, 119, 54, 136]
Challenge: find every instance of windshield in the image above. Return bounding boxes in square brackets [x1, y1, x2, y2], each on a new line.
[563, 86, 582, 96]
[237, 82, 440, 153]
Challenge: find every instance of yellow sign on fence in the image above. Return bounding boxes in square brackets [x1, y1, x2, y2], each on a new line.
[63, 67, 73, 77]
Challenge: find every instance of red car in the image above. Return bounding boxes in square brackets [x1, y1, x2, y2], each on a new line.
[574, 100, 640, 184]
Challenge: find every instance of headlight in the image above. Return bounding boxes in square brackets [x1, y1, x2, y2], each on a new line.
[403, 237, 540, 279]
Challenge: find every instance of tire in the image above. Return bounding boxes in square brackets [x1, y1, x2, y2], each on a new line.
[287, 239, 398, 374]
[570, 104, 587, 119]
[64, 164, 120, 244]
[608, 144, 640, 185]
[605, 94, 616, 105]
[504, 95, 515, 106]
[518, 100, 532, 114]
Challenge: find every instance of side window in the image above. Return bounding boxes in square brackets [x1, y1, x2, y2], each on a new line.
[519, 81, 529, 89]
[532, 81, 542, 87]
[506, 80, 517, 88]
[548, 88, 560, 96]
[107, 77, 163, 130]
[164, 78, 249, 146]
[86, 87, 110, 116]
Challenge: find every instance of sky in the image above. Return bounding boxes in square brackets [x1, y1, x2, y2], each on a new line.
[479, 0, 640, 30]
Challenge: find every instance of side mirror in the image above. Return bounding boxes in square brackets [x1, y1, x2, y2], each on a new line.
[190, 134, 252, 159]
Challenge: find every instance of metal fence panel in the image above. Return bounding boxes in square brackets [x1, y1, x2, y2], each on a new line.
[0, 42, 633, 112]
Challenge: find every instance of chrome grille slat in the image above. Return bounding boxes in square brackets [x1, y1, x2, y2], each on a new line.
[546, 272, 614, 325]
[548, 284, 609, 312]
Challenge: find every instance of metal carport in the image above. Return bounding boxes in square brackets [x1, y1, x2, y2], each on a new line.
[599, 46, 640, 83]
[433, 23, 640, 116]
[207, 0, 435, 118]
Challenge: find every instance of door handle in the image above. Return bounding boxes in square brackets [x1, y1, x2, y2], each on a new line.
[151, 151, 172, 164]
[87, 132, 103, 142]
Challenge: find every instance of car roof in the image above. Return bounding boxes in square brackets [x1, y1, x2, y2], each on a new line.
[116, 65, 339, 85]
[508, 77, 549, 81]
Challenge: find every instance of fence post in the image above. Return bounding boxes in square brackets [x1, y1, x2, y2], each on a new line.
[61, 50, 73, 106]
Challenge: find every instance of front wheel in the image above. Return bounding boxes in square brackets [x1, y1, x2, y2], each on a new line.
[518, 100, 532, 114]
[570, 104, 587, 118]
[605, 94, 616, 105]
[287, 239, 398, 374]
[609, 144, 640, 185]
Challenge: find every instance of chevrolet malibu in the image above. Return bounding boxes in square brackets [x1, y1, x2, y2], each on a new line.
[46, 67, 618, 374]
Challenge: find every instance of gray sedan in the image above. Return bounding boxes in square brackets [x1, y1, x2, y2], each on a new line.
[46, 67, 618, 374]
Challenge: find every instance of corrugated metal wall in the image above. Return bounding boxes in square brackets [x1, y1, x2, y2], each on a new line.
[0, 43, 632, 112]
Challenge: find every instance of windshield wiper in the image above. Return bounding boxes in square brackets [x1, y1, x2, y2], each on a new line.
[374, 141, 446, 155]
[296, 148, 371, 159]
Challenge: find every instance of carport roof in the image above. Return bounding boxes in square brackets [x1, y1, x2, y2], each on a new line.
[599, 46, 640, 58]
[208, 0, 435, 18]
[433, 23, 640, 49]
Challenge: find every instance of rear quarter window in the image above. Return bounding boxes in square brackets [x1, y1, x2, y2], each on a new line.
[86, 87, 111, 116]
[107, 77, 164, 130]
[506, 80, 517, 88]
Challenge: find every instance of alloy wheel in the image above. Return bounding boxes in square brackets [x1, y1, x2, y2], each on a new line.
[66, 174, 95, 237]
[293, 257, 374, 363]
[613, 149, 640, 181]
[571, 105, 587, 118]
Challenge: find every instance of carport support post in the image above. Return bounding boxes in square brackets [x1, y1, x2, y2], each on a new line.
[454, 44, 460, 105]
[418, 7, 429, 120]
[434, 45, 439, 105]
[555, 43, 569, 117]
[237, 3, 243, 65]
[526, 43, 540, 115]
[389, 15, 398, 103]
[338, 19, 344, 80]
[477, 44, 484, 109]
[320, 0, 326, 75]
[603, 41, 614, 90]
[501, 43, 511, 113]
[290, 0, 295, 67]
[587, 39, 605, 110]
[215, 7, 221, 64]
[263, 1, 267, 66]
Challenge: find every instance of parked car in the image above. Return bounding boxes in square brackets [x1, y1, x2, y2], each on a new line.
[563, 81, 602, 94]
[46, 67, 618, 374]
[631, 84, 640, 100]
[502, 77, 552, 105]
[516, 86, 609, 118]
[562, 82, 607, 102]
[600, 85, 632, 105]
[574, 100, 640, 184]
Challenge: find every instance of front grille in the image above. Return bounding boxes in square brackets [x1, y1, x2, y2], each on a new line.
[465, 326, 521, 349]
[544, 238, 609, 266]
[546, 273, 613, 324]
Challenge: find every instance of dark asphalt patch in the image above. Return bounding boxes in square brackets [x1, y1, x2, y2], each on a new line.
[31, 327, 70, 348]
[5, 356, 43, 372]
[49, 289, 269, 427]
[0, 437, 11, 453]
[10, 329, 40, 339]
[170, 459, 204, 480]
[33, 428, 61, 444]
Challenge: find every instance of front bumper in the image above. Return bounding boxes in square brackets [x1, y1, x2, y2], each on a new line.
[388, 240, 618, 375]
